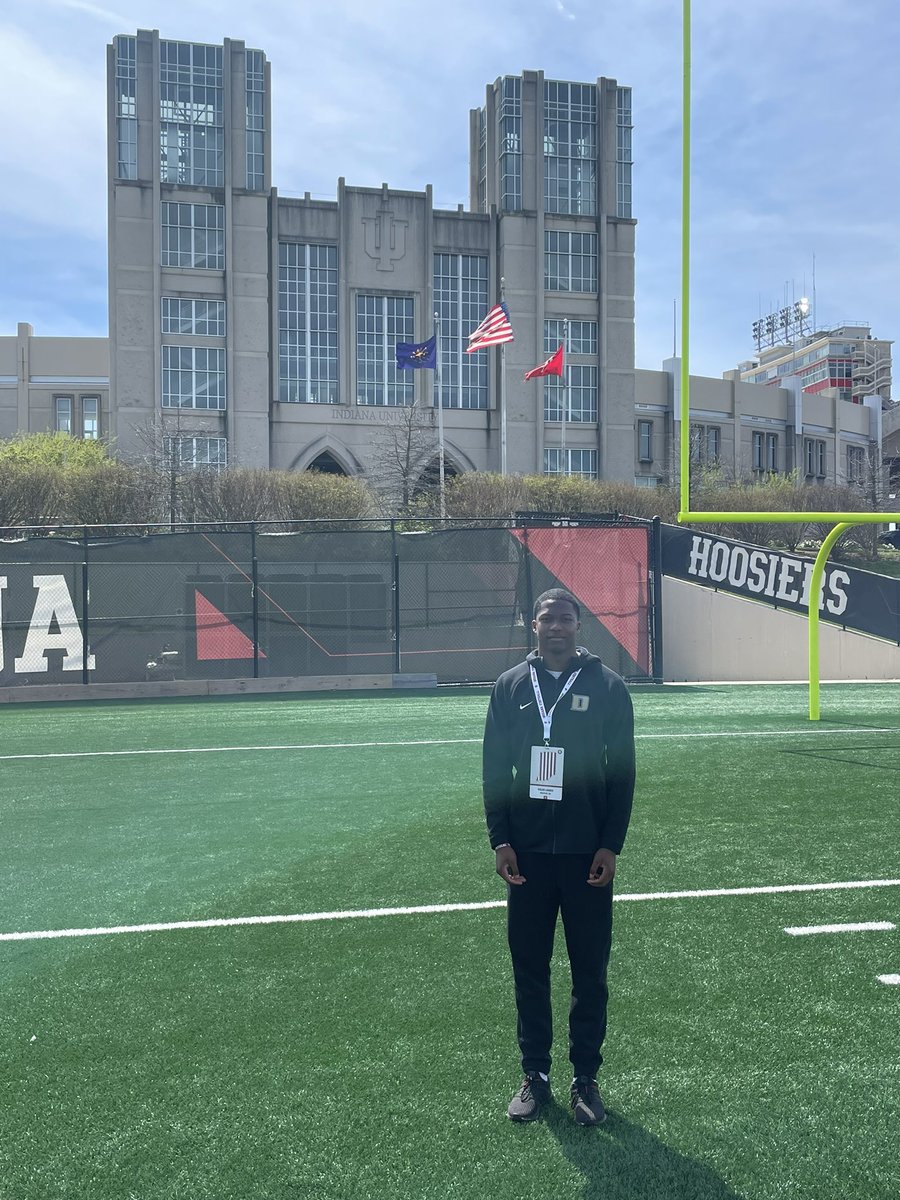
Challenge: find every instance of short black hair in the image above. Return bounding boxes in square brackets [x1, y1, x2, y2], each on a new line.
[533, 588, 580, 620]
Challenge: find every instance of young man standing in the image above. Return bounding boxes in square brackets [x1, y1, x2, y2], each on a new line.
[482, 588, 636, 1125]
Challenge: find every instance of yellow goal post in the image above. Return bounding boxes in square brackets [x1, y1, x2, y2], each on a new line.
[677, 0, 899, 717]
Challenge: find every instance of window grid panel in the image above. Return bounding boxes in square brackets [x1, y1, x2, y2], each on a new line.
[159, 42, 224, 186]
[638, 420, 652, 462]
[115, 36, 137, 179]
[161, 346, 226, 409]
[543, 366, 598, 423]
[568, 448, 598, 478]
[246, 49, 265, 190]
[766, 433, 778, 472]
[434, 254, 488, 410]
[544, 447, 597, 478]
[544, 231, 598, 293]
[847, 445, 865, 485]
[543, 319, 598, 356]
[165, 436, 227, 470]
[160, 122, 224, 186]
[162, 297, 226, 337]
[477, 108, 487, 213]
[278, 243, 338, 403]
[160, 41, 223, 87]
[752, 430, 764, 471]
[117, 118, 137, 179]
[81, 396, 99, 440]
[690, 423, 721, 467]
[544, 80, 597, 216]
[499, 76, 522, 212]
[356, 295, 414, 406]
[161, 203, 225, 269]
[55, 396, 73, 434]
[616, 87, 634, 219]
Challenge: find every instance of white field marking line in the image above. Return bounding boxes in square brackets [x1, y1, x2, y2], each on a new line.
[878, 974, 900, 985]
[0, 901, 507, 942]
[0, 739, 477, 762]
[1, 725, 898, 763]
[784, 921, 896, 936]
[3, 878, 900, 944]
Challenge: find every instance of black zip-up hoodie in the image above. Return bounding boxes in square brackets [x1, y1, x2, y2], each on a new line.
[482, 648, 635, 855]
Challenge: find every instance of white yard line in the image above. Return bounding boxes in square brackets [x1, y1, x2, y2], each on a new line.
[616, 879, 900, 902]
[0, 739, 478, 762]
[784, 921, 896, 936]
[1, 725, 897, 763]
[877, 974, 900, 985]
[3, 878, 899, 944]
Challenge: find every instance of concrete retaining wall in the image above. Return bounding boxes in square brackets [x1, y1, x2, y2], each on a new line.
[663, 578, 900, 681]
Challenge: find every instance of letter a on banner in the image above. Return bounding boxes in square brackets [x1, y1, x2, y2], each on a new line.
[14, 574, 95, 673]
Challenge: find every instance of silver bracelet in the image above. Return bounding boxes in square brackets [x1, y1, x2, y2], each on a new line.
[494, 843, 511, 850]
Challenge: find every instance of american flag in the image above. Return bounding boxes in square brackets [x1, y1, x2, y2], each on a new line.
[466, 302, 514, 353]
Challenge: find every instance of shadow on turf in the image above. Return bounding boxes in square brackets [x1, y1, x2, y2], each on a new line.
[537, 1101, 743, 1200]
[779, 744, 900, 772]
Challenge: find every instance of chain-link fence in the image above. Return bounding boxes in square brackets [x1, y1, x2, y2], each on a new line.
[0, 517, 662, 688]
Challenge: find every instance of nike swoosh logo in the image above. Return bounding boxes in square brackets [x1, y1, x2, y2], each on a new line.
[519, 702, 533, 710]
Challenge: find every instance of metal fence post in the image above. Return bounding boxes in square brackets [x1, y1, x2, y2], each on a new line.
[81, 527, 90, 685]
[521, 524, 534, 657]
[391, 520, 400, 674]
[650, 516, 665, 683]
[250, 523, 259, 679]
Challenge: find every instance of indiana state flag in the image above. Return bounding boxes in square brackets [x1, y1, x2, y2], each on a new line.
[396, 335, 436, 370]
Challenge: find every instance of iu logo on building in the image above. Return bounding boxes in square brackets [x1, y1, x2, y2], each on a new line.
[362, 209, 408, 272]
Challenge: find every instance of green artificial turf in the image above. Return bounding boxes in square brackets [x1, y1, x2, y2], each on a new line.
[1, 684, 898, 1199]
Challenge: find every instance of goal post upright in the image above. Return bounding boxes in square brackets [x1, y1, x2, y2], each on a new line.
[675, 1, 897, 716]
[679, 0, 692, 524]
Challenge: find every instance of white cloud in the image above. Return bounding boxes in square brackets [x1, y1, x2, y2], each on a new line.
[54, 0, 130, 23]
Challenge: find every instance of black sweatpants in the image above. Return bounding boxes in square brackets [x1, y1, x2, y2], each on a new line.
[507, 851, 614, 1079]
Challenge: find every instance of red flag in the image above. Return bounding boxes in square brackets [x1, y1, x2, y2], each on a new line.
[524, 344, 564, 380]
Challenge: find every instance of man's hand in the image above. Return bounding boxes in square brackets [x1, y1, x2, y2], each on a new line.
[588, 848, 616, 887]
[496, 846, 525, 885]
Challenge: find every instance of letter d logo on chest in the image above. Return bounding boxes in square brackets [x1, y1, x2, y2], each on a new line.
[571, 694, 590, 712]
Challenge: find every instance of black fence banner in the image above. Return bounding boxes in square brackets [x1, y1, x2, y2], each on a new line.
[660, 524, 900, 645]
[0, 519, 661, 690]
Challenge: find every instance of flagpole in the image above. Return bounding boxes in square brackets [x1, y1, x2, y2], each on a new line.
[434, 310, 446, 520]
[561, 319, 569, 475]
[500, 276, 507, 476]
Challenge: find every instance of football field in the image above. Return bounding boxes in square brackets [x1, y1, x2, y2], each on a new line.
[1, 683, 898, 1200]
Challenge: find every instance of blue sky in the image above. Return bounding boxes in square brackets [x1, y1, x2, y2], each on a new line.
[1, 0, 898, 380]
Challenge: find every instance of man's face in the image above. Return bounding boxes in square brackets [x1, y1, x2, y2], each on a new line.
[532, 598, 580, 662]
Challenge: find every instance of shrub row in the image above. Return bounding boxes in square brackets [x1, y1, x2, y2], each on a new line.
[0, 434, 885, 558]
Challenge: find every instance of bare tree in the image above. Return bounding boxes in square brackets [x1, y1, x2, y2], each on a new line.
[129, 409, 231, 525]
[368, 402, 442, 515]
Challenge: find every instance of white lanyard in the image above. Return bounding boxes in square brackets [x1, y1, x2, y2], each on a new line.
[529, 664, 582, 744]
